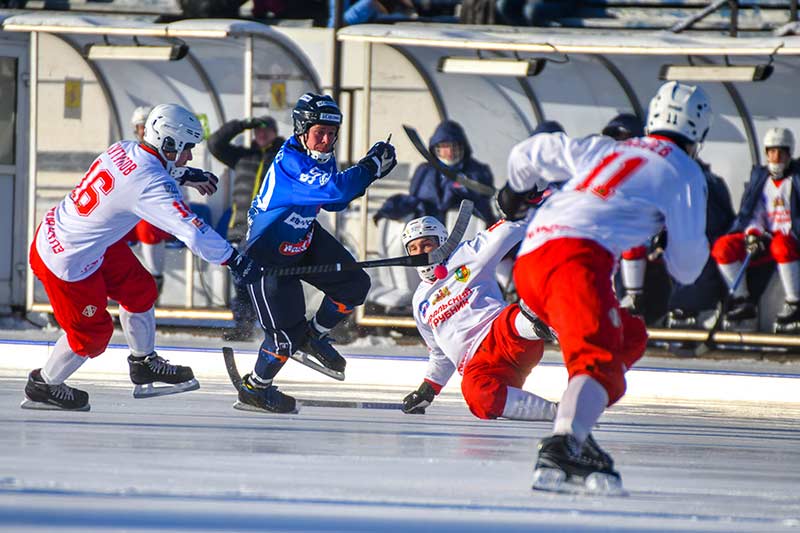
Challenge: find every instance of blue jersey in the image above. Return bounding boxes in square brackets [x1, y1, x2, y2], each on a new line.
[246, 136, 374, 265]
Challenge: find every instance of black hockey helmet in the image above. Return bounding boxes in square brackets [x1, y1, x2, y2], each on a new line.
[292, 93, 342, 137]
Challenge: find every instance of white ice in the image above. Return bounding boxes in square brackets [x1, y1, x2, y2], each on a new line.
[1, 337, 799, 532]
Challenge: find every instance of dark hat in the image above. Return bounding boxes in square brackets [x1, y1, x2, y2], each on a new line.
[253, 116, 278, 131]
[602, 113, 644, 140]
[532, 120, 566, 136]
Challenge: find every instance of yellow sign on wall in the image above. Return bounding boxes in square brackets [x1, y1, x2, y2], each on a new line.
[64, 78, 81, 119]
[271, 82, 286, 109]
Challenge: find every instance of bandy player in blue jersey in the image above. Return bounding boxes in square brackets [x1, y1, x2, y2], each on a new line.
[236, 93, 397, 414]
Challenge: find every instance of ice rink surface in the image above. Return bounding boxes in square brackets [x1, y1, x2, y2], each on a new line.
[1, 355, 799, 533]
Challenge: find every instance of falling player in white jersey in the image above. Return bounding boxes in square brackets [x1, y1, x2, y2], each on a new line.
[23, 104, 263, 411]
[400, 216, 557, 422]
[500, 81, 711, 493]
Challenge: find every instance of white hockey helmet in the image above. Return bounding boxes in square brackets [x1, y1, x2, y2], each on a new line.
[646, 81, 712, 149]
[764, 127, 794, 177]
[142, 104, 203, 171]
[764, 127, 794, 153]
[402, 216, 449, 282]
[131, 105, 153, 127]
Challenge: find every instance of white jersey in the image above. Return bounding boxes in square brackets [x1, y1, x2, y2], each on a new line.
[508, 133, 708, 285]
[412, 220, 524, 388]
[747, 178, 792, 236]
[36, 141, 233, 281]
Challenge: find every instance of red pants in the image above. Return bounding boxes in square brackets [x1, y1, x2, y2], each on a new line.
[30, 235, 158, 357]
[712, 231, 800, 265]
[513, 238, 647, 406]
[461, 304, 545, 419]
[124, 220, 171, 245]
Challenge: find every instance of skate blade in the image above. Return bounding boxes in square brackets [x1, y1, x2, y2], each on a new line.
[532, 467, 567, 492]
[584, 472, 627, 496]
[133, 379, 200, 399]
[20, 397, 90, 412]
[288, 351, 345, 381]
[532, 468, 627, 497]
[232, 400, 299, 415]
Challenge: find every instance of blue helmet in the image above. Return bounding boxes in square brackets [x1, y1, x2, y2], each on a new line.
[292, 93, 342, 136]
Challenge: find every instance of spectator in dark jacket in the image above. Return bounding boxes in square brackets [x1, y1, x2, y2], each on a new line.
[375, 120, 496, 225]
[208, 115, 285, 341]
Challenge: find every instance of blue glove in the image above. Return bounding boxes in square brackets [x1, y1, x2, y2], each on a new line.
[358, 141, 397, 179]
[171, 167, 219, 196]
[225, 249, 263, 285]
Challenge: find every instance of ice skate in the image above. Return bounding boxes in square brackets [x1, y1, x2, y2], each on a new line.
[233, 373, 298, 414]
[774, 301, 800, 333]
[532, 434, 625, 496]
[20, 369, 90, 411]
[722, 298, 757, 332]
[292, 323, 346, 381]
[666, 308, 697, 329]
[128, 353, 199, 398]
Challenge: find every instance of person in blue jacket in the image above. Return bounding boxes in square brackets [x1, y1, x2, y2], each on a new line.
[237, 92, 397, 413]
[374, 119, 496, 226]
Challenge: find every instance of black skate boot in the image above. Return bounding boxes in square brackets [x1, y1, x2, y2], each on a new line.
[775, 301, 800, 333]
[234, 373, 298, 414]
[128, 352, 200, 398]
[292, 323, 346, 381]
[667, 308, 697, 329]
[723, 297, 757, 332]
[532, 434, 624, 495]
[20, 368, 90, 411]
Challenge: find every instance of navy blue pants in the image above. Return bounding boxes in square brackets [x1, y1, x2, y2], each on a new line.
[246, 222, 370, 380]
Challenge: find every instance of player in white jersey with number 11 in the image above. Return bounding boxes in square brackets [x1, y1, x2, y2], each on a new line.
[501, 81, 711, 494]
[23, 104, 264, 411]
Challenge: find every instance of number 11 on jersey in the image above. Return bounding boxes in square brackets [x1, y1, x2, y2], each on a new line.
[576, 152, 645, 200]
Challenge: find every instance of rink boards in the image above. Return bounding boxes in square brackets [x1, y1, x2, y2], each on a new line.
[1, 338, 799, 405]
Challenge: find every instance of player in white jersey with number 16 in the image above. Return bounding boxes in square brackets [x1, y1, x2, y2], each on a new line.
[501, 81, 711, 494]
[23, 104, 264, 412]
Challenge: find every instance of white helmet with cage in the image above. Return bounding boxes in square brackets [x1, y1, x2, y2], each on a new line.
[764, 127, 795, 178]
[402, 216, 449, 282]
[646, 81, 712, 152]
[142, 104, 203, 172]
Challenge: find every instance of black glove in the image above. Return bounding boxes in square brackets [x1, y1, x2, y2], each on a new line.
[225, 249, 263, 285]
[242, 116, 274, 130]
[172, 167, 219, 196]
[496, 183, 544, 221]
[358, 141, 397, 179]
[518, 299, 557, 342]
[745, 232, 768, 256]
[402, 381, 437, 414]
